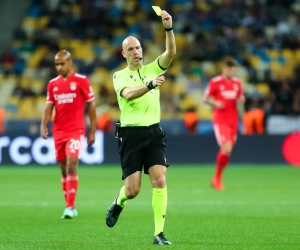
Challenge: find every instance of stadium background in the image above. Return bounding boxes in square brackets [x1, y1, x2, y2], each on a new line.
[1, 1, 300, 249]
[0, 0, 299, 165]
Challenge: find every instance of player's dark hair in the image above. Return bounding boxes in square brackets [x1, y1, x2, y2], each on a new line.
[223, 57, 238, 67]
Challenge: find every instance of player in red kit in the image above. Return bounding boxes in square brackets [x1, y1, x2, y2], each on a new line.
[40, 50, 97, 218]
[204, 57, 245, 191]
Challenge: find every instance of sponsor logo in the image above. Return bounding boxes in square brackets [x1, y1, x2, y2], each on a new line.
[54, 93, 76, 104]
[0, 131, 104, 165]
[221, 90, 238, 99]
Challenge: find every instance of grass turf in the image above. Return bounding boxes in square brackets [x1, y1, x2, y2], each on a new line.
[0, 165, 299, 250]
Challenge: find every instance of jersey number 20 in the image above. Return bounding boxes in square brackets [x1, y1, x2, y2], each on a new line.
[69, 139, 81, 150]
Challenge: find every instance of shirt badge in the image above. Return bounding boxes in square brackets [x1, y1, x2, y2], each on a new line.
[70, 82, 77, 91]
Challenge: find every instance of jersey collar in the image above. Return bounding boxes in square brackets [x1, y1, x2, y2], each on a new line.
[60, 72, 75, 81]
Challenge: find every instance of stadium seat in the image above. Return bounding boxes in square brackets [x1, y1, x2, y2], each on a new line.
[31, 79, 44, 94]
[173, 85, 185, 95]
[20, 76, 31, 89]
[282, 49, 293, 59]
[27, 47, 47, 68]
[91, 83, 100, 95]
[180, 96, 198, 110]
[255, 83, 270, 96]
[35, 96, 46, 113]
[4, 0, 300, 124]
[17, 98, 35, 118]
[267, 49, 280, 59]
[108, 107, 120, 120]
[5, 96, 19, 113]
[36, 17, 50, 29]
[197, 106, 213, 120]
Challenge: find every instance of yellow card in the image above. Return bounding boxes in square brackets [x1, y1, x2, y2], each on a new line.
[152, 6, 162, 16]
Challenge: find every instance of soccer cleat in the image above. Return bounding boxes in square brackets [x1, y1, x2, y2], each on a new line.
[153, 232, 172, 245]
[61, 207, 75, 219]
[105, 197, 123, 227]
[211, 177, 224, 191]
[73, 209, 78, 217]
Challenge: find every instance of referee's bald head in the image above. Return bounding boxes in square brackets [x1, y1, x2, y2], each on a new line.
[121, 36, 143, 68]
[122, 36, 141, 51]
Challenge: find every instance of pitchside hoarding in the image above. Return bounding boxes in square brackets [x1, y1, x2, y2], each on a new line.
[0, 132, 296, 166]
[0, 131, 104, 165]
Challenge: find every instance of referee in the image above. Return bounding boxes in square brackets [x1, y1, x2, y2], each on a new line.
[105, 10, 176, 245]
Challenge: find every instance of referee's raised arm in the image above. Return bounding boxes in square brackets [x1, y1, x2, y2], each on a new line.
[157, 10, 176, 69]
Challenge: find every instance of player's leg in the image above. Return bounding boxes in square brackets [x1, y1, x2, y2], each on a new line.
[62, 135, 83, 219]
[212, 124, 233, 190]
[144, 127, 171, 245]
[54, 137, 69, 215]
[64, 156, 79, 217]
[59, 159, 67, 204]
[106, 128, 143, 227]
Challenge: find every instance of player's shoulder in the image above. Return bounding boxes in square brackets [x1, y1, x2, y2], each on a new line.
[48, 75, 60, 84]
[209, 75, 223, 84]
[74, 73, 87, 80]
[231, 76, 242, 84]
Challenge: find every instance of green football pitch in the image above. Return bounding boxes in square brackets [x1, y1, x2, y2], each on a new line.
[0, 165, 299, 250]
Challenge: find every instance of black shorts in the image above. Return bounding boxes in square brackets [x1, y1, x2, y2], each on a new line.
[118, 123, 168, 180]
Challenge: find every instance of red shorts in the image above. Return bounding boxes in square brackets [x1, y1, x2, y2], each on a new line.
[54, 133, 85, 161]
[213, 124, 238, 146]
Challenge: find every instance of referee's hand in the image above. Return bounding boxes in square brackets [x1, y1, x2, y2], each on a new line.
[153, 74, 165, 88]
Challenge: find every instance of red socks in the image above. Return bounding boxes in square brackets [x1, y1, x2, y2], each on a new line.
[215, 151, 230, 180]
[61, 176, 67, 203]
[66, 174, 79, 209]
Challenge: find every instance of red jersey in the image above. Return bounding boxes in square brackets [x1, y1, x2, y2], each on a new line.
[46, 72, 95, 135]
[205, 75, 243, 126]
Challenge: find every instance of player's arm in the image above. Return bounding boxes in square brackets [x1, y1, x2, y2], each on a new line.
[86, 100, 96, 146]
[81, 77, 96, 146]
[203, 82, 224, 109]
[157, 10, 176, 69]
[41, 83, 54, 139]
[237, 82, 245, 104]
[114, 73, 165, 101]
[237, 81, 245, 116]
[41, 103, 54, 139]
[204, 96, 224, 109]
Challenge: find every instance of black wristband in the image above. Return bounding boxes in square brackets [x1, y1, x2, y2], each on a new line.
[165, 27, 173, 32]
[146, 80, 155, 90]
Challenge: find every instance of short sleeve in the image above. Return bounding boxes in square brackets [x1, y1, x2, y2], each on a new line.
[113, 71, 128, 97]
[81, 77, 95, 102]
[204, 80, 216, 97]
[147, 57, 167, 75]
[237, 81, 243, 97]
[46, 82, 54, 103]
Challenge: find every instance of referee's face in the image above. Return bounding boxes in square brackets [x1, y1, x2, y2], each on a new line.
[122, 38, 143, 67]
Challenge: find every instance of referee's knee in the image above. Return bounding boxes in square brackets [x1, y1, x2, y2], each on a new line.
[125, 185, 140, 199]
[151, 175, 166, 189]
